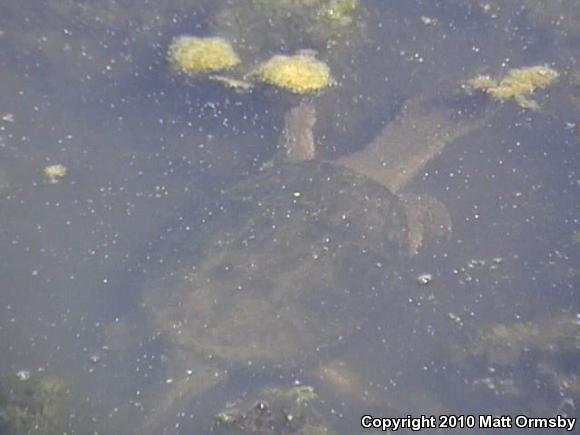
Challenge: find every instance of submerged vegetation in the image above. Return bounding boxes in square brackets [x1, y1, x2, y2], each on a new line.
[443, 312, 580, 415]
[0, 374, 70, 434]
[214, 0, 362, 57]
[456, 314, 580, 411]
[465, 65, 560, 110]
[213, 385, 339, 435]
[317, 0, 360, 27]
[471, 314, 579, 364]
[472, 314, 580, 364]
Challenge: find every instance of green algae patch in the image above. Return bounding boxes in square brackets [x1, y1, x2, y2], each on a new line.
[168, 36, 241, 75]
[0, 374, 71, 434]
[465, 65, 560, 110]
[317, 0, 360, 27]
[213, 0, 364, 61]
[42, 164, 67, 184]
[254, 52, 334, 94]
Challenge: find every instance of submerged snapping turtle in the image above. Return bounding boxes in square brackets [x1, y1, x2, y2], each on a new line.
[137, 94, 487, 432]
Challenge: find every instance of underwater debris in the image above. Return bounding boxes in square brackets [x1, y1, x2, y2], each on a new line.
[465, 65, 559, 110]
[168, 36, 241, 75]
[43, 164, 67, 184]
[472, 376, 519, 396]
[254, 52, 334, 94]
[416, 273, 433, 285]
[453, 256, 507, 285]
[208, 74, 254, 92]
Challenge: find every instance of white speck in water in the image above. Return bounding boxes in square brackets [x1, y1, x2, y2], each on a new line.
[1, 113, 15, 123]
[420, 16, 437, 25]
[16, 370, 31, 381]
[416, 273, 433, 285]
[448, 313, 463, 324]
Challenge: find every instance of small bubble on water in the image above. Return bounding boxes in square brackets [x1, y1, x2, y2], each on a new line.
[416, 273, 433, 285]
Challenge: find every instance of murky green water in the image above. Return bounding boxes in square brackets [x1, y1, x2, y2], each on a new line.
[1, 1, 578, 434]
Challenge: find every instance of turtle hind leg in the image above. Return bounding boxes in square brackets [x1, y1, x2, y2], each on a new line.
[138, 355, 226, 434]
[398, 193, 452, 256]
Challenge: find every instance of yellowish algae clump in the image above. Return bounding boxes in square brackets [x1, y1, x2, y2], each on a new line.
[43, 164, 67, 184]
[168, 36, 241, 75]
[465, 65, 559, 110]
[255, 53, 334, 94]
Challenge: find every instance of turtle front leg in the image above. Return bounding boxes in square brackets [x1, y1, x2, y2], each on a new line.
[262, 100, 318, 170]
[279, 100, 318, 162]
